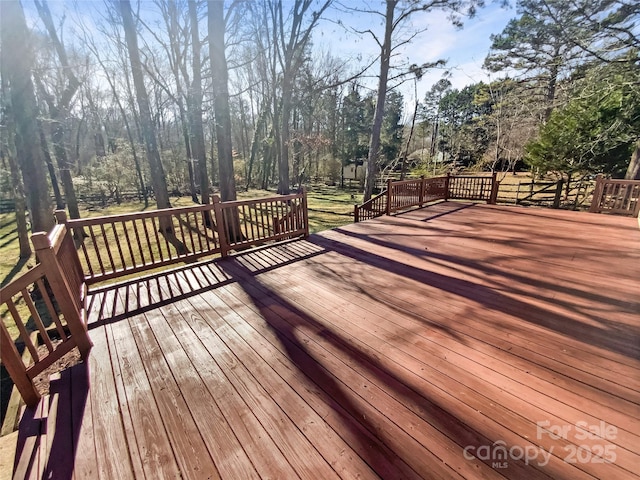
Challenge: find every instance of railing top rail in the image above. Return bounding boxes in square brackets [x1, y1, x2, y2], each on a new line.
[66, 202, 217, 227]
[358, 190, 386, 208]
[599, 178, 640, 185]
[218, 192, 303, 208]
[451, 174, 494, 179]
[0, 263, 46, 299]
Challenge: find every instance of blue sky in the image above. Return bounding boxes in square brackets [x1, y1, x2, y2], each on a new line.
[314, 1, 515, 109]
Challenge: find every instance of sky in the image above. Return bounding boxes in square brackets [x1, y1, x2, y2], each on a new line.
[313, 1, 515, 110]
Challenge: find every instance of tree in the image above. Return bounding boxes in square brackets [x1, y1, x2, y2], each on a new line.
[188, 0, 210, 204]
[422, 79, 452, 162]
[525, 61, 640, 178]
[484, 0, 587, 122]
[118, 0, 172, 226]
[208, 0, 237, 202]
[33, 0, 83, 222]
[380, 90, 404, 168]
[539, 0, 639, 63]
[270, 0, 332, 195]
[0, 77, 31, 258]
[0, 0, 54, 233]
[359, 0, 480, 201]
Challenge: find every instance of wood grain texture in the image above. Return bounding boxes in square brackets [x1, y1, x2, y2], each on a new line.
[12, 202, 639, 479]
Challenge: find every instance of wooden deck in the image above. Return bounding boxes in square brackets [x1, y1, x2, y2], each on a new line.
[12, 202, 640, 479]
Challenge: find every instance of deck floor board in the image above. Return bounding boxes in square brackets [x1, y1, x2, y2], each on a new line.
[12, 202, 640, 479]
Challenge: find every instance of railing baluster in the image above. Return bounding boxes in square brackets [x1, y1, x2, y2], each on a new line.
[36, 278, 66, 339]
[21, 288, 54, 353]
[7, 297, 39, 362]
[111, 222, 127, 271]
[132, 218, 147, 266]
[121, 220, 137, 268]
[99, 224, 116, 273]
[88, 225, 106, 276]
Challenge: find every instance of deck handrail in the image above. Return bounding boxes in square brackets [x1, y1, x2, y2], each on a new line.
[354, 190, 388, 222]
[589, 175, 640, 217]
[0, 226, 93, 408]
[2, 192, 309, 407]
[354, 173, 497, 222]
[60, 192, 309, 284]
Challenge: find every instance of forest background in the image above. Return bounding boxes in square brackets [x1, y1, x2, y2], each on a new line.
[0, 0, 638, 250]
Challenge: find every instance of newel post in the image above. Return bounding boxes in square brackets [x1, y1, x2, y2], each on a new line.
[386, 178, 392, 215]
[419, 175, 426, 206]
[589, 174, 605, 213]
[444, 173, 451, 201]
[212, 195, 230, 257]
[301, 188, 310, 237]
[489, 172, 499, 204]
[31, 232, 93, 359]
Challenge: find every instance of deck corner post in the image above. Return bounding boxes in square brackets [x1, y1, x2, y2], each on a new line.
[212, 195, 230, 257]
[31, 232, 93, 359]
[301, 188, 310, 237]
[589, 174, 605, 213]
[354, 204, 359, 223]
[0, 321, 40, 408]
[444, 173, 451, 201]
[54, 210, 68, 224]
[386, 179, 392, 215]
[489, 172, 499, 205]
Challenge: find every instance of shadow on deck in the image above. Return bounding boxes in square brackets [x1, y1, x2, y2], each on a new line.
[12, 202, 640, 480]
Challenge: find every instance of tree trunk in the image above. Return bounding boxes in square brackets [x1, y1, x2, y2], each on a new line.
[625, 140, 640, 180]
[39, 121, 64, 210]
[278, 74, 293, 194]
[119, 0, 172, 230]
[363, 0, 396, 202]
[208, 0, 236, 203]
[1, 0, 54, 233]
[34, 0, 83, 221]
[188, 0, 210, 206]
[1, 78, 32, 258]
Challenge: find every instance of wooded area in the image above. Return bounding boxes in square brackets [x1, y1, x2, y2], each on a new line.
[0, 0, 638, 244]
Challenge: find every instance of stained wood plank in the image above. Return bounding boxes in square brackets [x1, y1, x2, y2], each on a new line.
[238, 254, 640, 478]
[18, 202, 637, 480]
[261, 242, 640, 423]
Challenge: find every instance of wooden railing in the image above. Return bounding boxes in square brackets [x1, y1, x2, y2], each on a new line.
[589, 175, 640, 217]
[61, 202, 221, 285]
[354, 174, 497, 222]
[448, 174, 498, 203]
[60, 192, 309, 284]
[0, 225, 93, 408]
[354, 190, 387, 222]
[217, 192, 309, 253]
[2, 192, 308, 407]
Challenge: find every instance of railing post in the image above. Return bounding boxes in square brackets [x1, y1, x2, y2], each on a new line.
[419, 175, 426, 206]
[354, 204, 359, 223]
[444, 173, 451, 200]
[386, 178, 392, 215]
[589, 174, 604, 213]
[212, 195, 230, 257]
[31, 232, 93, 359]
[489, 172, 499, 204]
[54, 210, 86, 296]
[301, 188, 309, 237]
[0, 321, 40, 408]
[552, 179, 564, 208]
